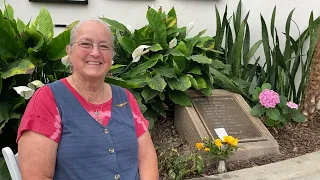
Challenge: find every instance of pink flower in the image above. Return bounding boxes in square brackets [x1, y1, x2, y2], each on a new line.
[259, 89, 280, 108]
[287, 101, 299, 109]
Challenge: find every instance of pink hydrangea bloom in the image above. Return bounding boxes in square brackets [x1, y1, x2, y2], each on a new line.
[259, 89, 280, 108]
[287, 101, 299, 109]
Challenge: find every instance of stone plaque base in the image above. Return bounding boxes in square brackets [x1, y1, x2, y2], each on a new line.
[174, 89, 279, 161]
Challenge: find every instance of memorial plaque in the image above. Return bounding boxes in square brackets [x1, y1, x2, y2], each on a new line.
[191, 95, 267, 142]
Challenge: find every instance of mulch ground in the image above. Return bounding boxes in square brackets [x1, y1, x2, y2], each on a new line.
[151, 111, 320, 179]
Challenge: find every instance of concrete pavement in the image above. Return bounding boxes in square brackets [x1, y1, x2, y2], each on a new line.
[190, 150, 320, 180]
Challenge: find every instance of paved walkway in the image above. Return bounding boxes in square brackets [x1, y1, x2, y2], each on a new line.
[191, 151, 320, 180]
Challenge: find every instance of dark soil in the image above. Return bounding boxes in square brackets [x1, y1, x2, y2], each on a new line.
[151, 112, 320, 179]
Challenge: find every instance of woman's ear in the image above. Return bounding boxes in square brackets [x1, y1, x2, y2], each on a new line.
[66, 45, 71, 55]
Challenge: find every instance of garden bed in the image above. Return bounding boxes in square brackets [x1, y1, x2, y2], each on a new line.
[151, 111, 320, 179]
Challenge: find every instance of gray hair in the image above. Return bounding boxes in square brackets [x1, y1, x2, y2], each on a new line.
[69, 18, 114, 50]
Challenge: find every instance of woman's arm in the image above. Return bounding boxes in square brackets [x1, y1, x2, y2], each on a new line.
[18, 131, 58, 180]
[137, 130, 159, 180]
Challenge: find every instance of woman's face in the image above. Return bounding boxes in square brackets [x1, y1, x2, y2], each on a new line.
[67, 21, 113, 79]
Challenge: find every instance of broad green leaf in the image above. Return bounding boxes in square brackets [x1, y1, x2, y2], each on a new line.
[187, 66, 202, 75]
[168, 90, 192, 106]
[143, 110, 158, 129]
[110, 64, 127, 71]
[141, 86, 159, 102]
[187, 74, 198, 90]
[150, 53, 163, 62]
[201, 86, 213, 97]
[147, 74, 167, 92]
[105, 76, 132, 88]
[101, 18, 130, 33]
[146, 8, 167, 47]
[243, 24, 250, 65]
[232, 77, 250, 91]
[122, 59, 158, 78]
[47, 30, 70, 60]
[266, 108, 280, 120]
[138, 103, 148, 114]
[261, 15, 272, 76]
[3, 4, 14, 21]
[153, 65, 176, 78]
[150, 101, 166, 116]
[261, 83, 271, 90]
[250, 104, 265, 116]
[175, 41, 188, 56]
[234, 0, 242, 35]
[0, 102, 11, 131]
[264, 117, 275, 127]
[193, 75, 208, 89]
[270, 6, 276, 39]
[210, 59, 228, 69]
[0, 158, 10, 180]
[159, 92, 165, 101]
[252, 87, 262, 100]
[291, 110, 305, 122]
[233, 12, 249, 77]
[190, 55, 212, 64]
[17, 18, 26, 34]
[2, 59, 35, 79]
[210, 67, 250, 100]
[0, 28, 20, 58]
[0, 10, 3, 27]
[167, 75, 191, 91]
[244, 40, 262, 67]
[186, 30, 206, 56]
[172, 56, 188, 73]
[119, 36, 136, 54]
[166, 17, 177, 29]
[279, 95, 287, 108]
[168, 49, 185, 57]
[0, 76, 2, 94]
[37, 7, 54, 39]
[149, 43, 163, 52]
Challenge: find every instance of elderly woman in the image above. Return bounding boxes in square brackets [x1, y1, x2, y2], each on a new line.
[17, 19, 159, 180]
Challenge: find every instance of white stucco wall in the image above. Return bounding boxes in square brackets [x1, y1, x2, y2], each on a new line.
[2, 0, 319, 38]
[1, 0, 320, 86]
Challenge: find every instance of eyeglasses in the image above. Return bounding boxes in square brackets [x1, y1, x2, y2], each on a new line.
[72, 41, 112, 51]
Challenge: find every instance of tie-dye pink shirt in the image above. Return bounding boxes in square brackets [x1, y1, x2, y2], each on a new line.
[16, 78, 149, 143]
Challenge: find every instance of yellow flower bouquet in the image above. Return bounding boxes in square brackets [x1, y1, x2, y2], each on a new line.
[196, 136, 239, 160]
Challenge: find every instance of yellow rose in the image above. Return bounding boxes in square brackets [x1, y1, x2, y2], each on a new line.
[223, 136, 231, 143]
[204, 148, 210, 152]
[196, 143, 204, 150]
[228, 138, 239, 146]
[215, 139, 222, 148]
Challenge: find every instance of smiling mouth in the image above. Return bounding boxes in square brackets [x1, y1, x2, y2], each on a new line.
[86, 61, 102, 65]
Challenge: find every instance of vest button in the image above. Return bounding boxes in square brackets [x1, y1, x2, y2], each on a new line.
[114, 173, 120, 179]
[109, 148, 115, 154]
[103, 128, 109, 134]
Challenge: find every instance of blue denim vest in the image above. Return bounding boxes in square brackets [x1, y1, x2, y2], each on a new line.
[48, 80, 139, 180]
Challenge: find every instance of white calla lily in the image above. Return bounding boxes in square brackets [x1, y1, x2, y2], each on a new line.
[186, 20, 195, 37]
[126, 25, 134, 33]
[27, 80, 44, 90]
[169, 38, 177, 48]
[61, 55, 70, 67]
[13, 86, 35, 100]
[132, 45, 151, 63]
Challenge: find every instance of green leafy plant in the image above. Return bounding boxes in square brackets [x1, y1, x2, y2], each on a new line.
[213, 0, 263, 95]
[157, 147, 204, 180]
[250, 83, 305, 127]
[0, 3, 72, 175]
[102, 7, 244, 127]
[259, 7, 320, 104]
